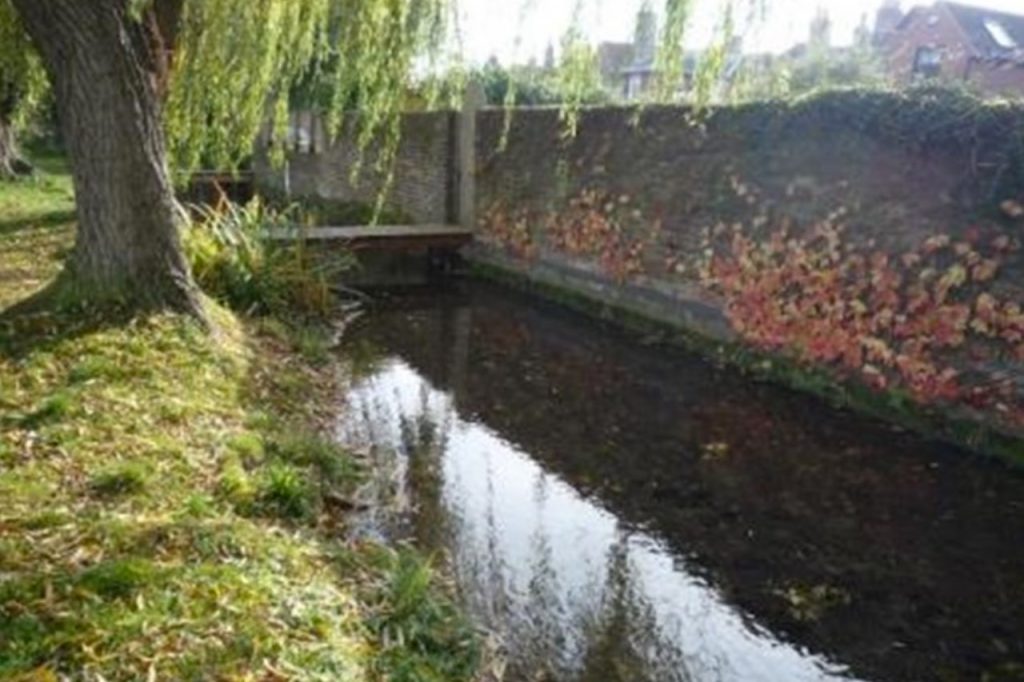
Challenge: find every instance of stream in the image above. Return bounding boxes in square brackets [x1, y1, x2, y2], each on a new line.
[337, 281, 1024, 682]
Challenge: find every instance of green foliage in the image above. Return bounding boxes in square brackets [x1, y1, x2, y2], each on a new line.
[165, 0, 331, 174]
[78, 558, 163, 599]
[766, 86, 1024, 199]
[289, 0, 462, 198]
[271, 431, 360, 486]
[352, 546, 480, 682]
[0, 0, 47, 130]
[731, 41, 888, 103]
[264, 191, 413, 226]
[653, 0, 692, 102]
[691, 2, 735, 109]
[472, 58, 611, 110]
[184, 198, 355, 318]
[0, 0, 752, 189]
[479, 61, 559, 107]
[257, 462, 316, 519]
[227, 431, 265, 461]
[18, 389, 73, 429]
[555, 21, 603, 139]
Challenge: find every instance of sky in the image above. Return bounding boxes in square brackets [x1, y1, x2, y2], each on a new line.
[459, 0, 1024, 64]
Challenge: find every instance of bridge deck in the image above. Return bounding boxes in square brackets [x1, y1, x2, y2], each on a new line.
[269, 224, 473, 251]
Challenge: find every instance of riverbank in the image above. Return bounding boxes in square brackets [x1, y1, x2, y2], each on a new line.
[0, 161, 478, 679]
[469, 256, 1024, 466]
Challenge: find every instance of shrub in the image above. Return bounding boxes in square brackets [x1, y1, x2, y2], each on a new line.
[256, 462, 315, 519]
[184, 198, 355, 318]
[269, 431, 359, 487]
[357, 547, 480, 682]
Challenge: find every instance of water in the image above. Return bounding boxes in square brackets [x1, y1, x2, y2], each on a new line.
[337, 282, 1024, 682]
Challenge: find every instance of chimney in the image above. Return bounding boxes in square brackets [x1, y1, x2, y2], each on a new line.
[874, 0, 904, 46]
[633, 4, 658, 66]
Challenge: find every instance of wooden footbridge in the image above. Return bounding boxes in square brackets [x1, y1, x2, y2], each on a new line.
[268, 224, 474, 252]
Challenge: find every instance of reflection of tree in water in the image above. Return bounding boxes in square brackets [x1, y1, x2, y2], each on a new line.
[510, 473, 570, 680]
[474, 448, 514, 643]
[341, 370, 457, 544]
[572, 530, 697, 682]
[343, 378, 411, 536]
[398, 384, 453, 550]
[364, 374, 697, 682]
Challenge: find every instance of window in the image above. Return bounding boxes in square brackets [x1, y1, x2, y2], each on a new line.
[913, 46, 942, 77]
[984, 18, 1018, 50]
[625, 74, 643, 101]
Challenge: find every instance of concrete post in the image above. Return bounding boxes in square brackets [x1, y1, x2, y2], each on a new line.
[457, 80, 485, 231]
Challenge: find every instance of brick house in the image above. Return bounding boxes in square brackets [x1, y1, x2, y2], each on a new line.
[606, 5, 744, 102]
[879, 1, 1024, 97]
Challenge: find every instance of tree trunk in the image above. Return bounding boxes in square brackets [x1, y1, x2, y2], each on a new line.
[0, 118, 17, 178]
[10, 0, 203, 317]
[0, 117, 31, 179]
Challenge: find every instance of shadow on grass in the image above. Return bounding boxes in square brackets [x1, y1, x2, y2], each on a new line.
[0, 208, 77, 237]
[0, 282, 138, 362]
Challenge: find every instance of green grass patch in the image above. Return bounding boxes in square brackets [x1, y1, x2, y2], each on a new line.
[0, 156, 478, 680]
[90, 461, 151, 498]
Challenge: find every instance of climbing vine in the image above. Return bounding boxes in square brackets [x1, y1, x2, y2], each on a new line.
[480, 189, 660, 283]
[479, 201, 538, 261]
[698, 191, 1024, 423]
[545, 189, 657, 282]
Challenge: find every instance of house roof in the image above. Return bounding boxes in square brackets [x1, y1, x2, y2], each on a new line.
[597, 42, 635, 79]
[942, 2, 1024, 58]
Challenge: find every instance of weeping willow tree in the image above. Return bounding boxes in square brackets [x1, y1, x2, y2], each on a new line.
[2, 0, 457, 318]
[1, 0, 756, 319]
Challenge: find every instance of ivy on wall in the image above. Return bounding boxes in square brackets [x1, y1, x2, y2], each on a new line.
[699, 209, 1023, 422]
[480, 189, 660, 283]
[545, 189, 657, 283]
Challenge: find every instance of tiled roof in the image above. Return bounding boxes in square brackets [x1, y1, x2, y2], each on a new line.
[597, 42, 634, 77]
[943, 2, 1024, 59]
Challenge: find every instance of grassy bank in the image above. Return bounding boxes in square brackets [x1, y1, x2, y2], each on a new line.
[0, 160, 478, 680]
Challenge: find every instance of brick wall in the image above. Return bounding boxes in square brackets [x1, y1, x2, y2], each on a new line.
[883, 4, 974, 87]
[252, 92, 1024, 442]
[253, 111, 455, 224]
[968, 59, 1024, 97]
[471, 94, 1024, 441]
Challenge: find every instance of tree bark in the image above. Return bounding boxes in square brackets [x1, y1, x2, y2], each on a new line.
[0, 108, 32, 179]
[10, 0, 203, 317]
[0, 118, 21, 178]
